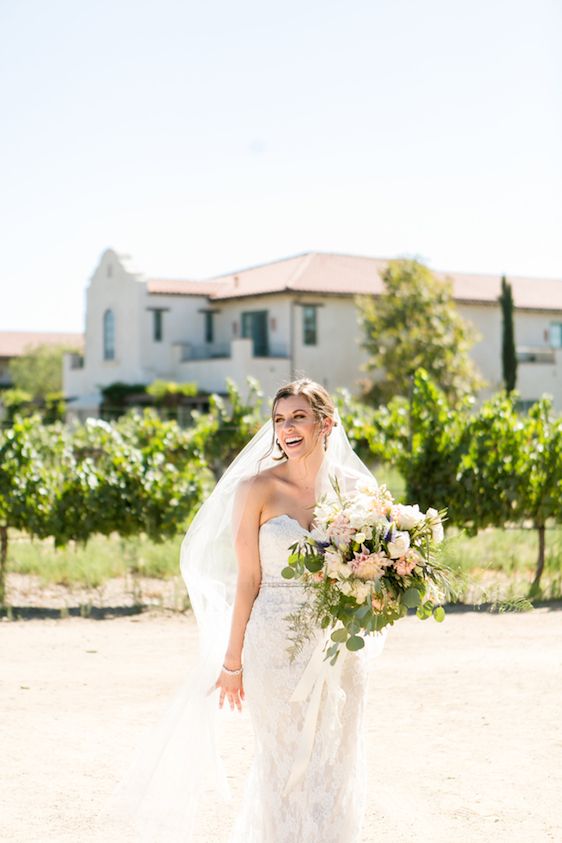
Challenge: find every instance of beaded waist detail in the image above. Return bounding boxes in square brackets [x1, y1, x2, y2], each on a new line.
[260, 580, 304, 588]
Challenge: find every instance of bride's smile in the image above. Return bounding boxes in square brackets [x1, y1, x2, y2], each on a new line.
[274, 395, 333, 459]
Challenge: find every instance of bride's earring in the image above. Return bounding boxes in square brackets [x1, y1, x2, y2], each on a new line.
[323, 433, 328, 451]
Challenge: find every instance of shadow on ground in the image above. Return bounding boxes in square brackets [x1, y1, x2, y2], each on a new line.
[1, 598, 561, 621]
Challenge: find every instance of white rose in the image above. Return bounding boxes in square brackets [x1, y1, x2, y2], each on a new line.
[393, 504, 425, 530]
[431, 522, 444, 544]
[339, 580, 353, 596]
[354, 532, 367, 544]
[387, 531, 411, 559]
[425, 508, 444, 544]
[348, 507, 370, 530]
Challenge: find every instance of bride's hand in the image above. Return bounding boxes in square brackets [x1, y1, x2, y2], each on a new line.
[215, 668, 245, 712]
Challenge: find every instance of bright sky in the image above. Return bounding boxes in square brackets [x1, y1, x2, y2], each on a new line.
[1, 0, 561, 332]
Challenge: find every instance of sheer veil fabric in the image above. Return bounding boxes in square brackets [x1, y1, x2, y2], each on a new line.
[101, 410, 387, 842]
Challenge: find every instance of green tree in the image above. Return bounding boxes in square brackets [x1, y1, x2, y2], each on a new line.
[357, 259, 485, 406]
[0, 415, 57, 603]
[401, 370, 562, 592]
[0, 388, 34, 422]
[0, 411, 209, 604]
[499, 275, 517, 392]
[334, 387, 409, 466]
[400, 369, 468, 518]
[9, 343, 77, 399]
[515, 398, 562, 592]
[49, 416, 206, 546]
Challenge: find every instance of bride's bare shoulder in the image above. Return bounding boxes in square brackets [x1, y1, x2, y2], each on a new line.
[235, 465, 285, 501]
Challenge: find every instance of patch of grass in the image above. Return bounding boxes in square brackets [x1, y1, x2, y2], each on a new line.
[10, 532, 182, 588]
[440, 525, 562, 602]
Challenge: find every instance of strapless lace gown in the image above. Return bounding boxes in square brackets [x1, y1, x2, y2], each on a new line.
[229, 514, 370, 843]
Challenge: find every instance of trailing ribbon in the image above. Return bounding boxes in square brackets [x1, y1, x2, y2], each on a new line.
[283, 634, 346, 795]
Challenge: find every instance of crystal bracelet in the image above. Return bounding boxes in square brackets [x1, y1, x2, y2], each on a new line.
[222, 664, 243, 676]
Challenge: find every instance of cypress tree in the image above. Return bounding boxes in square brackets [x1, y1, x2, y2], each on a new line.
[499, 275, 517, 392]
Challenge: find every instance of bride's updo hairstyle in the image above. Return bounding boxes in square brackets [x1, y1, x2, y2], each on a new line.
[266, 377, 337, 461]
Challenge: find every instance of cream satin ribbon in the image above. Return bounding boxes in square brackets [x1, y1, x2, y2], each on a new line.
[283, 633, 346, 796]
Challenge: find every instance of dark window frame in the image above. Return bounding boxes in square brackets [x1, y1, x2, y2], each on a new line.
[205, 311, 214, 343]
[103, 309, 115, 360]
[302, 304, 318, 346]
[153, 309, 164, 342]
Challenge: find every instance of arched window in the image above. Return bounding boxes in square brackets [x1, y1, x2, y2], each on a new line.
[103, 309, 115, 360]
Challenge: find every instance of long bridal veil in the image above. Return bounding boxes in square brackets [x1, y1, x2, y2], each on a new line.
[100, 409, 387, 842]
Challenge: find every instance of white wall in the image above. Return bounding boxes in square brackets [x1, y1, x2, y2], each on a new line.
[459, 302, 562, 402]
[293, 296, 367, 394]
[83, 249, 146, 386]
[140, 291, 210, 379]
[175, 338, 292, 398]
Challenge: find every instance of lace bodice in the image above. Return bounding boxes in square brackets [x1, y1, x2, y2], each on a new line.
[258, 514, 311, 585]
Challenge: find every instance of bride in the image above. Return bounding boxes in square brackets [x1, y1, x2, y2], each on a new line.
[220, 377, 386, 842]
[104, 378, 387, 842]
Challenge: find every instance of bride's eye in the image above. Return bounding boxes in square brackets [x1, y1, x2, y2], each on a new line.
[274, 412, 306, 424]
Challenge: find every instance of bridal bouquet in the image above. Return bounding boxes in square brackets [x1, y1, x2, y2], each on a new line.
[282, 478, 452, 663]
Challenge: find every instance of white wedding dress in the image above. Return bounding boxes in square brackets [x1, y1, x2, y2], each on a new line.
[229, 514, 371, 843]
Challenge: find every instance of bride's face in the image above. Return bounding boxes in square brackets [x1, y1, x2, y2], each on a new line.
[273, 395, 332, 459]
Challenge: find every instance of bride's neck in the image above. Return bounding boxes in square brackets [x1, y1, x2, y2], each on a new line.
[284, 448, 324, 492]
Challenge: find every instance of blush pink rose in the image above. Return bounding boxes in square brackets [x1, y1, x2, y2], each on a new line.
[393, 551, 418, 576]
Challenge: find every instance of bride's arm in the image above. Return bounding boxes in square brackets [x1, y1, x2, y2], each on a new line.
[215, 477, 264, 711]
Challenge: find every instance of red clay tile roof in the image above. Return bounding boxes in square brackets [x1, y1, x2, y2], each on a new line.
[146, 278, 223, 296]
[0, 331, 84, 358]
[146, 252, 562, 311]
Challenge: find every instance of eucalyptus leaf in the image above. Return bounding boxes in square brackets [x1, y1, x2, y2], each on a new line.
[305, 556, 324, 573]
[331, 627, 348, 643]
[433, 605, 446, 622]
[401, 587, 422, 608]
[346, 635, 365, 651]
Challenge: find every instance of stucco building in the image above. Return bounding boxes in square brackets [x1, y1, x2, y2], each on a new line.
[63, 249, 562, 416]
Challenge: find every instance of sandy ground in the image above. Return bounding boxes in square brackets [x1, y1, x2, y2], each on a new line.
[2, 607, 561, 843]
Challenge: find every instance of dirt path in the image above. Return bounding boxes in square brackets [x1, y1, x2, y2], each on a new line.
[2, 607, 561, 842]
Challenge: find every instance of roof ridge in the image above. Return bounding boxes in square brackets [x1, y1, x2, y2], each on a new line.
[146, 277, 219, 285]
[434, 266, 562, 283]
[207, 251, 313, 281]
[286, 252, 316, 290]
